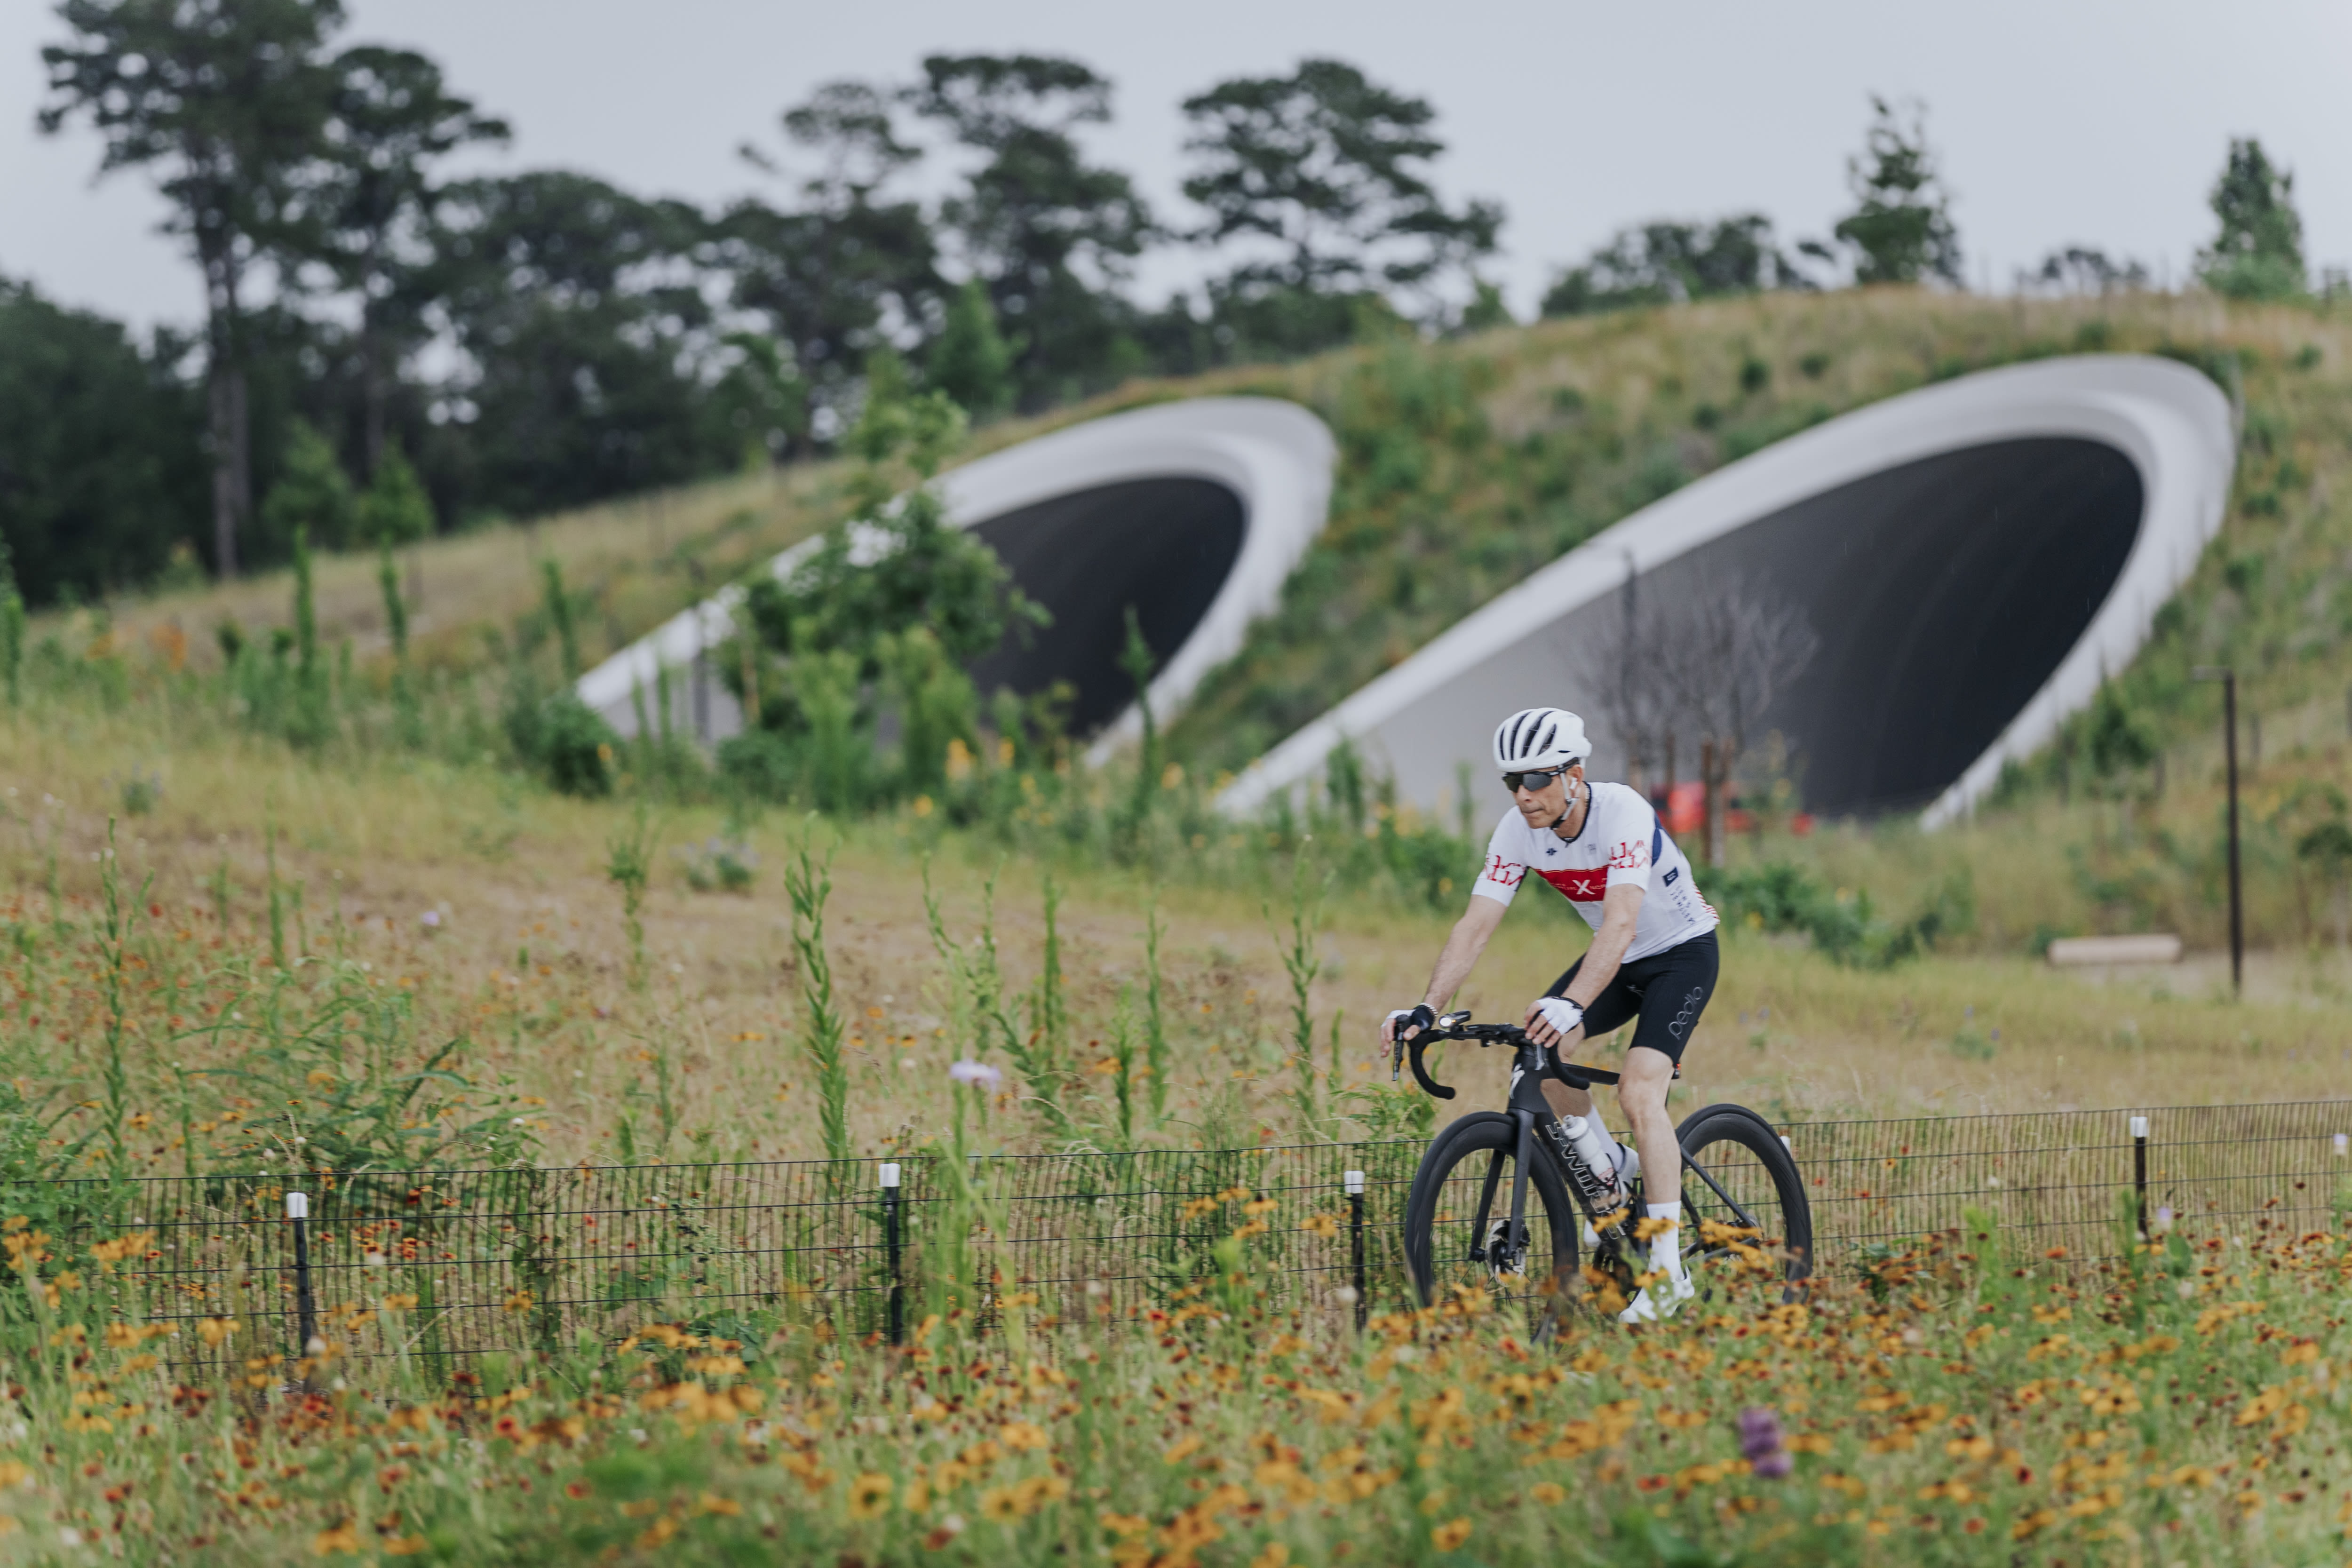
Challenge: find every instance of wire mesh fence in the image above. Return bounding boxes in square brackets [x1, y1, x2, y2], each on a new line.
[23, 1098, 2350, 1382]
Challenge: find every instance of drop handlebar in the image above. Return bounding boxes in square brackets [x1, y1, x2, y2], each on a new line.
[1389, 1012, 1624, 1101]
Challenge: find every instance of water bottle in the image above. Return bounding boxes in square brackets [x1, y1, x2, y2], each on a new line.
[1556, 1114, 1626, 1208]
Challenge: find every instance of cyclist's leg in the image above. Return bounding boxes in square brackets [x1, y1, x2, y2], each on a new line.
[1612, 930, 1720, 1207]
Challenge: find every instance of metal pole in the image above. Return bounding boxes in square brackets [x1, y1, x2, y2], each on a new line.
[880, 1162, 904, 1347]
[1345, 1170, 1367, 1331]
[2224, 673, 2243, 994]
[287, 1191, 317, 1371]
[2194, 668, 2243, 994]
[2130, 1116, 2149, 1240]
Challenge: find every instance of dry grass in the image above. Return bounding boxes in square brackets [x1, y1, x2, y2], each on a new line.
[7, 700, 2349, 1179]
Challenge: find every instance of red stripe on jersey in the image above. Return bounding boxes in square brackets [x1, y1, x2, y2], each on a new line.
[1540, 867, 1608, 902]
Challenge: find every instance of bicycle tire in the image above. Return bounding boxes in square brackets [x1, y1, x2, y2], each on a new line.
[1672, 1102, 1813, 1304]
[1402, 1113, 1581, 1321]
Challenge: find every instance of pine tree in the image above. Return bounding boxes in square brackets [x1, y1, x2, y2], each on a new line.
[2198, 139, 2305, 300]
[1832, 97, 1961, 286]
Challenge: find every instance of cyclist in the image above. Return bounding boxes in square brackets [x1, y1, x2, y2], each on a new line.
[1381, 706, 1720, 1322]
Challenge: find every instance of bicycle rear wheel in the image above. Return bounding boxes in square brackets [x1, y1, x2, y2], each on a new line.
[1672, 1102, 1812, 1305]
[1403, 1113, 1580, 1326]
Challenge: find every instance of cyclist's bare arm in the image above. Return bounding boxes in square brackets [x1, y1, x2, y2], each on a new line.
[1525, 884, 1643, 1048]
[1380, 896, 1507, 1045]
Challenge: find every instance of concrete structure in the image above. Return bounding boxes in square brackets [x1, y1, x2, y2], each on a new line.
[574, 397, 1335, 757]
[1217, 356, 2236, 827]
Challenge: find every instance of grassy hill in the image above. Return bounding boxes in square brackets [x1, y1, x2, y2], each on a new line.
[47, 287, 2352, 959]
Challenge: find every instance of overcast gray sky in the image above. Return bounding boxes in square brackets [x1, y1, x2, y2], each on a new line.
[5, 0, 2348, 331]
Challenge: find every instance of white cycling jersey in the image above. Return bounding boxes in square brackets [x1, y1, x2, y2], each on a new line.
[1470, 780, 1718, 962]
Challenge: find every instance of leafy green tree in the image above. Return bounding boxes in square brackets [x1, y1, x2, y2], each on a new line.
[428, 172, 734, 513]
[722, 79, 941, 443]
[314, 44, 509, 475]
[1180, 57, 1502, 350]
[742, 355, 1038, 677]
[707, 331, 810, 468]
[1542, 215, 1804, 317]
[0, 277, 205, 606]
[358, 442, 433, 549]
[40, 0, 346, 578]
[927, 279, 1017, 418]
[727, 353, 1043, 812]
[911, 54, 1154, 405]
[1831, 97, 1961, 286]
[258, 417, 356, 557]
[2198, 138, 2305, 300]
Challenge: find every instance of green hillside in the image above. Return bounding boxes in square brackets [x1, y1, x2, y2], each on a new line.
[1151, 290, 2344, 776]
[63, 287, 2352, 952]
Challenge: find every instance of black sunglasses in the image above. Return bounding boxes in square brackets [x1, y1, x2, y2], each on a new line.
[1501, 766, 1572, 793]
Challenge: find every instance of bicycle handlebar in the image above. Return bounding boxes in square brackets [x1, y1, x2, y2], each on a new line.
[1389, 1012, 1624, 1100]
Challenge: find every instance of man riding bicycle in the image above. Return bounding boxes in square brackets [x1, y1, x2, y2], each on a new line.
[1381, 707, 1721, 1322]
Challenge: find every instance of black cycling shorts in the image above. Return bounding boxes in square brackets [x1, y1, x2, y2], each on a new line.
[1545, 929, 1718, 1065]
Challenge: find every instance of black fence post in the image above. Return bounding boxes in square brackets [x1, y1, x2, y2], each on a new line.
[1345, 1169, 1367, 1331]
[287, 1190, 318, 1375]
[881, 1161, 904, 1346]
[2130, 1116, 2149, 1240]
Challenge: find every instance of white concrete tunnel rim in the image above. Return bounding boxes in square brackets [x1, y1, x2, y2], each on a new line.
[1215, 354, 2235, 829]
[572, 397, 1335, 759]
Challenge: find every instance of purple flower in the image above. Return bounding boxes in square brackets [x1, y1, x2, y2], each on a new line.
[421, 910, 441, 929]
[948, 1059, 1003, 1089]
[1738, 1406, 1792, 1479]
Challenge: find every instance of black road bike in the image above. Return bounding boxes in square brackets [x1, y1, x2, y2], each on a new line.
[1395, 1013, 1812, 1330]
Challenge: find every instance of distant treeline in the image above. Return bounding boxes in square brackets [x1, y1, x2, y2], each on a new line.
[0, 0, 2326, 610]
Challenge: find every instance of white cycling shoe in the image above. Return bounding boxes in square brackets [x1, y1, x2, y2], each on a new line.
[1617, 1264, 1697, 1325]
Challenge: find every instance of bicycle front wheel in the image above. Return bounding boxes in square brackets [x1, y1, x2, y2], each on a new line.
[1673, 1102, 1813, 1304]
[1402, 1112, 1580, 1323]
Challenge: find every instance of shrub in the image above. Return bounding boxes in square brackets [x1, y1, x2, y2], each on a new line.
[533, 694, 619, 797]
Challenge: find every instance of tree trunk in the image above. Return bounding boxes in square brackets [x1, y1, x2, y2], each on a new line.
[207, 358, 249, 578]
[202, 237, 250, 579]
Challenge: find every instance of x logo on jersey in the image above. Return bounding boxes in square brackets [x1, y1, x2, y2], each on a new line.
[1541, 868, 1608, 902]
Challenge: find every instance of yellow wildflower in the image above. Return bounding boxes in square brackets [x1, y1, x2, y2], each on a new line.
[848, 1473, 892, 1520]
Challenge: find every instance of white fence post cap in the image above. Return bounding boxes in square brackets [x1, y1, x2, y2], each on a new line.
[1343, 1170, 1365, 1195]
[2334, 1132, 2348, 1156]
[286, 1192, 309, 1220]
[2130, 1115, 2149, 1138]
[879, 1162, 902, 1189]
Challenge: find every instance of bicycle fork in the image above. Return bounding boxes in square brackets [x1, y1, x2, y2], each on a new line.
[1467, 1047, 1566, 1277]
[1466, 1109, 1540, 1275]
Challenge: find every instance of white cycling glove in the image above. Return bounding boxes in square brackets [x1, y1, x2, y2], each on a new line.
[1531, 997, 1584, 1038]
[1386, 1004, 1436, 1040]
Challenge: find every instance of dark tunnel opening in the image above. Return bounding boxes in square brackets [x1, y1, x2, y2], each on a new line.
[966, 477, 1248, 737]
[1642, 437, 2144, 817]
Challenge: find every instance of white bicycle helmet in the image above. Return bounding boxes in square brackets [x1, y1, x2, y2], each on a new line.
[1492, 707, 1589, 773]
